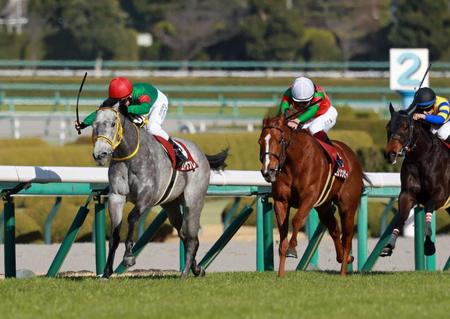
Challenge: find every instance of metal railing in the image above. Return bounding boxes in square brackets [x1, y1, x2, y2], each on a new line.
[0, 166, 446, 277]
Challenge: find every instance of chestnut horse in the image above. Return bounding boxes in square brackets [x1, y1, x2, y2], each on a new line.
[259, 114, 368, 277]
[382, 103, 450, 257]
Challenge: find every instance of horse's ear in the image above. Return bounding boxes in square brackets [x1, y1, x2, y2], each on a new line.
[389, 102, 395, 115]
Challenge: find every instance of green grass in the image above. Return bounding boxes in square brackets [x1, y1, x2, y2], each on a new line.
[0, 272, 448, 319]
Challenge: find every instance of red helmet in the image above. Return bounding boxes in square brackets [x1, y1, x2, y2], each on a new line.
[108, 77, 133, 99]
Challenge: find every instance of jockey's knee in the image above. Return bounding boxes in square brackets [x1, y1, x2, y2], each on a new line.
[148, 124, 169, 140]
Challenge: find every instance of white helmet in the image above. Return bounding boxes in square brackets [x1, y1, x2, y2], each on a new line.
[291, 77, 314, 102]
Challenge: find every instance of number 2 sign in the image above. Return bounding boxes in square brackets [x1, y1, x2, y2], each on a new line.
[390, 48, 429, 91]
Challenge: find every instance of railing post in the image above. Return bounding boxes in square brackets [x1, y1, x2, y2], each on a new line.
[3, 195, 16, 278]
[357, 190, 369, 271]
[256, 195, 265, 272]
[198, 205, 253, 270]
[94, 192, 107, 276]
[414, 206, 425, 271]
[47, 195, 92, 277]
[306, 209, 319, 267]
[44, 197, 62, 244]
[262, 196, 274, 271]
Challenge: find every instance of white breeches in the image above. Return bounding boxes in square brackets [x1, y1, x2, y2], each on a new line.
[430, 121, 450, 140]
[146, 90, 169, 140]
[302, 106, 338, 134]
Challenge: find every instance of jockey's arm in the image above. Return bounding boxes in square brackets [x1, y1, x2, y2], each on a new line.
[297, 104, 319, 123]
[424, 102, 449, 125]
[127, 95, 152, 116]
[278, 88, 292, 114]
[80, 110, 97, 128]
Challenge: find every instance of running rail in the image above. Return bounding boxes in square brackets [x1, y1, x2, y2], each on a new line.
[0, 165, 401, 187]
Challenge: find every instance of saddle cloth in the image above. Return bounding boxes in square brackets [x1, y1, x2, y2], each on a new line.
[442, 140, 450, 150]
[314, 138, 349, 180]
[153, 136, 198, 172]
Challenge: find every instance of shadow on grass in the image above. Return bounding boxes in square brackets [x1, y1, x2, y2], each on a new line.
[54, 269, 181, 281]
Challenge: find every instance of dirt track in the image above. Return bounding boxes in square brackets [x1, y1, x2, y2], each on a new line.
[0, 226, 448, 275]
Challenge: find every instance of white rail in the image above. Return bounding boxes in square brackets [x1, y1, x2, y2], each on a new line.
[0, 166, 401, 187]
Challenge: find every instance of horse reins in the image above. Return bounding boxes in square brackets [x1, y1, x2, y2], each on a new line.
[92, 108, 141, 161]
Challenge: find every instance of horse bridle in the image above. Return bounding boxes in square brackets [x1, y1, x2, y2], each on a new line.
[260, 124, 288, 172]
[92, 108, 140, 161]
[391, 114, 416, 156]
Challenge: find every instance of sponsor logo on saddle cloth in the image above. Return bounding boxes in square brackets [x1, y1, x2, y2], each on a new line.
[314, 138, 349, 180]
[153, 136, 198, 172]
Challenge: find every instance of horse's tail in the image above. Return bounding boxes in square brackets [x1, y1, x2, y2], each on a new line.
[206, 148, 229, 171]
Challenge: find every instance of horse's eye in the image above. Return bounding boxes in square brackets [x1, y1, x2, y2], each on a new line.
[111, 122, 116, 127]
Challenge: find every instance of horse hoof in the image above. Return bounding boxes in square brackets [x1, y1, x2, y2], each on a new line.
[180, 272, 188, 280]
[101, 272, 111, 279]
[424, 238, 436, 256]
[286, 247, 298, 258]
[122, 256, 136, 268]
[380, 245, 393, 257]
[193, 266, 206, 277]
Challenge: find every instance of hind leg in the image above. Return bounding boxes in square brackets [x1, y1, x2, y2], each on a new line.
[316, 202, 344, 264]
[163, 196, 204, 279]
[103, 193, 125, 278]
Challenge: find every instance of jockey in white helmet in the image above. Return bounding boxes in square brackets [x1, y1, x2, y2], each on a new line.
[279, 76, 343, 167]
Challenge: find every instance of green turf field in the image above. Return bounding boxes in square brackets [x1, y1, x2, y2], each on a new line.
[0, 272, 448, 319]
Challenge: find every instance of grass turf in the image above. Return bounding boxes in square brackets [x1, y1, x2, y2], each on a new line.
[0, 271, 448, 319]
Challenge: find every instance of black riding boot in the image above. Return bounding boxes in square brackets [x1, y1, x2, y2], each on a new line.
[313, 131, 344, 167]
[168, 137, 187, 167]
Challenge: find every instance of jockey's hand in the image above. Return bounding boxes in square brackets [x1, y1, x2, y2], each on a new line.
[74, 121, 87, 131]
[413, 113, 426, 121]
[287, 119, 300, 129]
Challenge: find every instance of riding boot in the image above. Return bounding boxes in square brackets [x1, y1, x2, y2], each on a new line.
[168, 137, 188, 168]
[313, 131, 344, 167]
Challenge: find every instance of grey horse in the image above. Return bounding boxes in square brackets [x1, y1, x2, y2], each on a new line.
[91, 105, 228, 278]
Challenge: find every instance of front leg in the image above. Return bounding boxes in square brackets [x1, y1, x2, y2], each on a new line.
[103, 193, 126, 278]
[274, 199, 290, 278]
[381, 191, 416, 257]
[423, 201, 437, 256]
[123, 204, 149, 268]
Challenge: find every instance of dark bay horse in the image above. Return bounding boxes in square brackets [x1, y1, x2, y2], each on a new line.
[92, 105, 228, 278]
[259, 114, 368, 277]
[382, 103, 450, 257]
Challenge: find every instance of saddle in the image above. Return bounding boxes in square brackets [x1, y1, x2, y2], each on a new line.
[314, 138, 349, 180]
[153, 136, 198, 172]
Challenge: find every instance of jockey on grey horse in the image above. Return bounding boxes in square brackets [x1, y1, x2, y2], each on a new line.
[76, 76, 196, 171]
[76, 80, 228, 279]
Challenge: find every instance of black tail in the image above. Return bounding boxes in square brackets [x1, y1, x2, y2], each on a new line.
[206, 148, 229, 170]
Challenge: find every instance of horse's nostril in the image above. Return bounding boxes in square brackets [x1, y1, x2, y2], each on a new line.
[93, 152, 108, 161]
